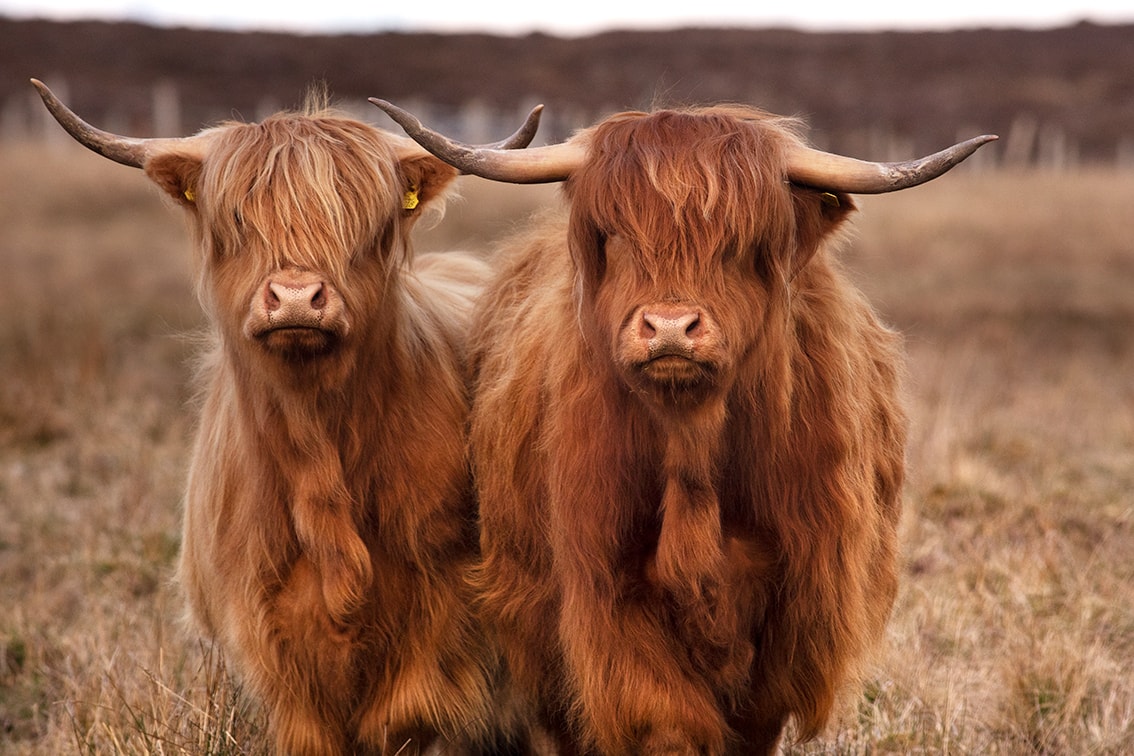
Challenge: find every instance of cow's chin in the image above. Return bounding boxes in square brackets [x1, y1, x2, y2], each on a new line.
[627, 356, 720, 406]
[256, 326, 341, 359]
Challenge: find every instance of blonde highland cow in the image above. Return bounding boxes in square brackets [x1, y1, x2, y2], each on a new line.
[33, 79, 540, 756]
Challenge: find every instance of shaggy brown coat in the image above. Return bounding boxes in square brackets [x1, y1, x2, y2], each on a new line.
[142, 107, 496, 754]
[470, 107, 906, 754]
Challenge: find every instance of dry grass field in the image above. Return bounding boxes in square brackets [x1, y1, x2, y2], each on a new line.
[1, 140, 1131, 754]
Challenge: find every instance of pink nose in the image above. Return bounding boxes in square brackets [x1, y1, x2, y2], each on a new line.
[638, 305, 704, 357]
[266, 279, 327, 317]
[244, 268, 349, 343]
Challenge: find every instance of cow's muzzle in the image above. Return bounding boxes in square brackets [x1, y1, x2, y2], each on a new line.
[244, 268, 349, 355]
[623, 303, 721, 392]
[641, 306, 702, 361]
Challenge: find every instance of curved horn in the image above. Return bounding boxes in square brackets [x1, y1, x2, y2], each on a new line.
[371, 98, 584, 184]
[31, 78, 189, 168]
[373, 97, 997, 191]
[786, 135, 998, 194]
[483, 104, 544, 150]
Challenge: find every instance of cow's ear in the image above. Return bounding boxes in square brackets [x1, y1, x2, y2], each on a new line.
[788, 185, 855, 278]
[145, 150, 204, 209]
[397, 154, 459, 216]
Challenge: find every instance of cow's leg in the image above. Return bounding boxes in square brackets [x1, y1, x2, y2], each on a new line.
[728, 709, 787, 756]
[248, 557, 357, 756]
[478, 600, 578, 756]
[557, 580, 730, 756]
[268, 712, 348, 756]
[543, 398, 736, 754]
[475, 478, 572, 753]
[355, 565, 495, 755]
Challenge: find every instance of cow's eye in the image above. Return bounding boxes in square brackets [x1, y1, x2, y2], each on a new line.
[586, 230, 609, 279]
[719, 242, 741, 264]
[748, 243, 780, 281]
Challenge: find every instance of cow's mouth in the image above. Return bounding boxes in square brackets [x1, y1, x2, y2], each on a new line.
[256, 325, 340, 357]
[637, 355, 716, 389]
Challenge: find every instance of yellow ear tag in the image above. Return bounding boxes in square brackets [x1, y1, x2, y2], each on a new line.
[819, 191, 840, 207]
[183, 188, 196, 203]
[402, 186, 420, 211]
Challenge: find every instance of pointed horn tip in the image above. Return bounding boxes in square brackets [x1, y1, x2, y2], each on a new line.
[370, 97, 543, 113]
[952, 134, 998, 161]
[30, 77, 53, 101]
[368, 98, 421, 127]
[369, 97, 405, 118]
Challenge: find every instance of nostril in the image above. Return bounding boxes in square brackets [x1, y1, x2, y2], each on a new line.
[640, 314, 658, 338]
[265, 284, 282, 312]
[309, 283, 326, 310]
[684, 314, 702, 338]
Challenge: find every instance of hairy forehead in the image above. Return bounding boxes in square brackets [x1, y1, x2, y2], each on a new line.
[566, 108, 800, 258]
[200, 114, 399, 201]
[196, 115, 403, 275]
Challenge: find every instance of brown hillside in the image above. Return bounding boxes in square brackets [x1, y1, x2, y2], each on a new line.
[2, 17, 1132, 162]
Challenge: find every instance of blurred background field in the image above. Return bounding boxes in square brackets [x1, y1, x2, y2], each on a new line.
[1, 13, 1133, 754]
[1, 138, 1132, 753]
[3, 19, 1134, 168]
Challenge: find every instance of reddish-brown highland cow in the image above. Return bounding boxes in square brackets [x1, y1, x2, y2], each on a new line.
[33, 80, 542, 756]
[376, 100, 996, 755]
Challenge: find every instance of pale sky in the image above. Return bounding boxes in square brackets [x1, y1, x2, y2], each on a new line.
[1, 0, 1132, 35]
